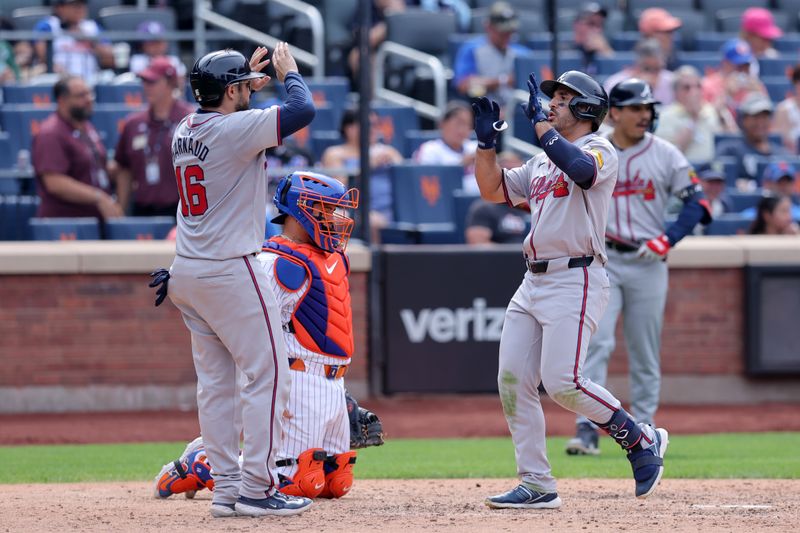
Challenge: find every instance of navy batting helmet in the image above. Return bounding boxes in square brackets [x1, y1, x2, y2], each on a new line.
[540, 71, 608, 132]
[189, 50, 265, 106]
[272, 171, 360, 253]
[609, 78, 660, 132]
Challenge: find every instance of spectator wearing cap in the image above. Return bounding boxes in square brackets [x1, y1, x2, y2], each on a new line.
[569, 2, 614, 76]
[114, 57, 194, 217]
[740, 8, 782, 64]
[702, 39, 767, 122]
[772, 64, 800, 153]
[128, 20, 187, 82]
[697, 165, 733, 219]
[603, 38, 675, 105]
[453, 1, 529, 108]
[33, 0, 113, 85]
[717, 92, 789, 186]
[760, 162, 800, 203]
[638, 8, 681, 71]
[655, 66, 732, 166]
[32, 75, 122, 220]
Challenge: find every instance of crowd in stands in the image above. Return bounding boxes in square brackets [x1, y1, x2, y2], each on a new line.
[1, 0, 800, 242]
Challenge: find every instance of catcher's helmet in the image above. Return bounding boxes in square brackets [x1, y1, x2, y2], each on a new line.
[540, 70, 608, 132]
[189, 49, 265, 106]
[272, 171, 360, 253]
[609, 78, 660, 132]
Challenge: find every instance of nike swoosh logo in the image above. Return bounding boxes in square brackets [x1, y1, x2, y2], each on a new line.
[325, 260, 338, 274]
[314, 483, 324, 490]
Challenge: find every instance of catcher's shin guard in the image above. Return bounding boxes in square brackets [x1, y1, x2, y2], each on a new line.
[277, 448, 327, 498]
[318, 451, 357, 498]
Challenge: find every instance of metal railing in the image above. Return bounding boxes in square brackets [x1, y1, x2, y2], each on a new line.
[373, 41, 448, 122]
[193, 0, 324, 79]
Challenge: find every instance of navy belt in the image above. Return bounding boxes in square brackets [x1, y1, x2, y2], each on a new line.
[527, 255, 594, 274]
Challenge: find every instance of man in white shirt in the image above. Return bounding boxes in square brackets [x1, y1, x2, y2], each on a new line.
[414, 100, 478, 192]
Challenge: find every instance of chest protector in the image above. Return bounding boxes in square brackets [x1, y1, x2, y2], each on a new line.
[264, 236, 354, 359]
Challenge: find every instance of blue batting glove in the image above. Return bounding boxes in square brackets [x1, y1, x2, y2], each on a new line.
[522, 73, 548, 125]
[471, 97, 508, 150]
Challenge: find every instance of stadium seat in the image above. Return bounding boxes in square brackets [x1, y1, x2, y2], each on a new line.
[511, 102, 537, 146]
[727, 191, 764, 212]
[703, 213, 754, 235]
[275, 77, 349, 125]
[283, 104, 338, 152]
[10, 6, 51, 31]
[1, 0, 43, 18]
[98, 6, 176, 31]
[0, 178, 21, 195]
[524, 33, 554, 51]
[15, 195, 39, 240]
[675, 52, 719, 74]
[595, 54, 636, 76]
[610, 32, 642, 52]
[0, 133, 13, 169]
[1, 84, 54, 106]
[763, 77, 792, 103]
[372, 105, 420, 155]
[308, 130, 342, 162]
[627, 0, 695, 13]
[406, 130, 440, 159]
[29, 217, 101, 240]
[0, 105, 55, 158]
[94, 83, 145, 108]
[700, 0, 768, 19]
[104, 216, 174, 240]
[0, 195, 14, 240]
[452, 189, 480, 245]
[774, 33, 800, 54]
[692, 32, 735, 52]
[91, 104, 141, 149]
[758, 58, 798, 78]
[390, 164, 463, 225]
[514, 51, 583, 89]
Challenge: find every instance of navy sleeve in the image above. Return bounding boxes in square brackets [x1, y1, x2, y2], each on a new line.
[278, 72, 315, 138]
[538, 129, 596, 190]
[665, 184, 713, 245]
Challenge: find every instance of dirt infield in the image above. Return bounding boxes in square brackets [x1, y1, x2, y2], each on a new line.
[2, 396, 800, 445]
[1, 479, 796, 532]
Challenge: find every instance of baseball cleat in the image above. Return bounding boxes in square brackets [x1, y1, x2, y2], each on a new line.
[153, 436, 208, 498]
[235, 492, 313, 517]
[628, 426, 669, 499]
[485, 484, 562, 509]
[209, 502, 239, 518]
[565, 422, 600, 456]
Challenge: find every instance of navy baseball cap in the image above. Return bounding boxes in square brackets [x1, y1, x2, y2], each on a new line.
[762, 162, 796, 182]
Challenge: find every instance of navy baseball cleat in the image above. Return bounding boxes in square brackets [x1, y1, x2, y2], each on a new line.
[628, 426, 669, 499]
[485, 484, 562, 509]
[565, 422, 600, 456]
[235, 492, 312, 517]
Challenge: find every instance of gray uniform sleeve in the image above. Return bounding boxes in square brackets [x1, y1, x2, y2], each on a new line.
[223, 106, 280, 158]
[667, 144, 693, 196]
[582, 137, 618, 187]
[502, 158, 535, 206]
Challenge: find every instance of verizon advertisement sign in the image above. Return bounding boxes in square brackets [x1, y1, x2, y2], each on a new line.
[379, 246, 524, 393]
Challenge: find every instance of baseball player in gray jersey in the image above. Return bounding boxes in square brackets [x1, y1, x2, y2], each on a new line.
[164, 43, 316, 519]
[473, 71, 669, 509]
[566, 79, 712, 456]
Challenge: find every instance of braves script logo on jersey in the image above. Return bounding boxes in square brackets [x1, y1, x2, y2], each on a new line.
[529, 172, 570, 203]
[613, 170, 655, 201]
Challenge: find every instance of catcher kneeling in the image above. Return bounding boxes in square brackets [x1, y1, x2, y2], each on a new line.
[152, 171, 384, 501]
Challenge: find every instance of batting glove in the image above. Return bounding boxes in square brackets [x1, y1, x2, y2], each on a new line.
[149, 268, 171, 307]
[637, 235, 671, 261]
[471, 96, 508, 150]
[522, 73, 549, 126]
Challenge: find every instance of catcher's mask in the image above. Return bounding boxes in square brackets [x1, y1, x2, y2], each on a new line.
[272, 171, 359, 253]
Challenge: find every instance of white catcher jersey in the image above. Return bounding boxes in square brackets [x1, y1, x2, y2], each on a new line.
[502, 133, 618, 263]
[603, 132, 693, 243]
[172, 107, 280, 260]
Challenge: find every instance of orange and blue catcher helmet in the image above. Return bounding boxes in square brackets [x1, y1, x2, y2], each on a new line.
[272, 171, 360, 253]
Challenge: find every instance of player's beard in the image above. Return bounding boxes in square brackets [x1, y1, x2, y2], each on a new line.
[234, 88, 250, 112]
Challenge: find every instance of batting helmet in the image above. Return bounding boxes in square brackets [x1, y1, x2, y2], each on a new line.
[189, 49, 265, 106]
[540, 71, 608, 132]
[272, 171, 360, 253]
[608, 78, 660, 132]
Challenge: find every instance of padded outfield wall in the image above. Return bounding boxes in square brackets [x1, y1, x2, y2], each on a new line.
[0, 237, 799, 413]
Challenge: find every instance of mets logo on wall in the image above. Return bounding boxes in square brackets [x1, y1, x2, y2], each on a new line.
[420, 175, 441, 206]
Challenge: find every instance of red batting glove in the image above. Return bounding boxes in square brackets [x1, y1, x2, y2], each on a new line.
[637, 234, 671, 261]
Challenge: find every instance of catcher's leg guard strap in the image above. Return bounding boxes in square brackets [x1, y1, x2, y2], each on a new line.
[319, 451, 357, 499]
[277, 448, 327, 498]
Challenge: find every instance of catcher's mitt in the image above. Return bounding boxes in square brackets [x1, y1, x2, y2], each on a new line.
[346, 390, 385, 449]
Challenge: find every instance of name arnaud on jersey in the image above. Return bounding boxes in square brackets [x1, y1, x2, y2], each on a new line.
[172, 135, 210, 161]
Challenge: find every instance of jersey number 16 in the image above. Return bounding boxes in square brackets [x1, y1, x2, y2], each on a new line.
[175, 165, 208, 216]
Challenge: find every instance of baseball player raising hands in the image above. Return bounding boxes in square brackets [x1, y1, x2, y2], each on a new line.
[473, 71, 669, 509]
[164, 44, 316, 519]
[153, 172, 385, 503]
[566, 79, 712, 456]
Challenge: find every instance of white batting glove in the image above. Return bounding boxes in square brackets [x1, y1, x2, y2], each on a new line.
[637, 235, 671, 261]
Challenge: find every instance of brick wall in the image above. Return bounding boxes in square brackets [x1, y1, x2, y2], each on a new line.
[0, 272, 369, 388]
